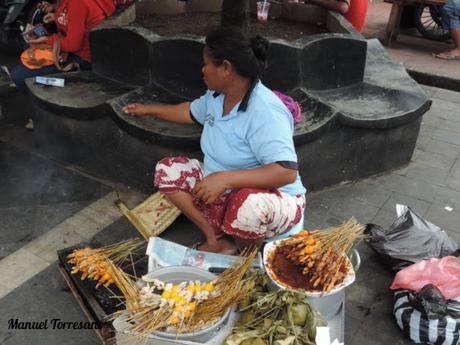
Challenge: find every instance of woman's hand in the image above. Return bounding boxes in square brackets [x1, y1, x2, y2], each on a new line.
[29, 36, 48, 47]
[38, 1, 55, 13]
[122, 103, 151, 116]
[193, 172, 229, 204]
[43, 12, 55, 23]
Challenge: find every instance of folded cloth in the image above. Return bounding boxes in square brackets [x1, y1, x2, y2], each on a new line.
[272, 90, 303, 124]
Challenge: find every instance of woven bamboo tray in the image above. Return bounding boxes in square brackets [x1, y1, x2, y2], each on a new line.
[116, 192, 181, 239]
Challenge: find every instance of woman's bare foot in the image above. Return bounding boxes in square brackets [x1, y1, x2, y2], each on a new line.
[235, 237, 264, 252]
[197, 237, 237, 255]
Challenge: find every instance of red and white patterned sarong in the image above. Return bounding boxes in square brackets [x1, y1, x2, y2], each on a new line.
[154, 156, 305, 240]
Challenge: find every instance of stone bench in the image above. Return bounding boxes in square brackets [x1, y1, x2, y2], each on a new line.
[27, 71, 133, 119]
[26, 21, 431, 192]
[109, 83, 201, 148]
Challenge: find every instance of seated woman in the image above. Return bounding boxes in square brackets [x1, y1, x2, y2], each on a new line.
[123, 27, 307, 255]
[10, 0, 116, 92]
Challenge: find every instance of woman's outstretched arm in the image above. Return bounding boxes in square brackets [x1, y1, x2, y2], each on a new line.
[122, 102, 194, 124]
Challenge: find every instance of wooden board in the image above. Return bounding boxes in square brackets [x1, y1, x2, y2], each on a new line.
[383, 0, 404, 46]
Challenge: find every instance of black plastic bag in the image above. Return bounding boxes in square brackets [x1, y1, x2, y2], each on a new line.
[366, 205, 458, 271]
[394, 286, 460, 344]
[413, 284, 460, 319]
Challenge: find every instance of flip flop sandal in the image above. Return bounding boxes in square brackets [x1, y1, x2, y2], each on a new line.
[433, 52, 460, 60]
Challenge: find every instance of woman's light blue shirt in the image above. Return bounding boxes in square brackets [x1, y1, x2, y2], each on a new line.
[190, 81, 306, 196]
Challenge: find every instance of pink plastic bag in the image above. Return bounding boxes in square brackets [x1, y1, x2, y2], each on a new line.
[390, 256, 460, 299]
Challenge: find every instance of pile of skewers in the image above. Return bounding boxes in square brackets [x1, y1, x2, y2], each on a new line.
[67, 239, 144, 288]
[274, 218, 365, 292]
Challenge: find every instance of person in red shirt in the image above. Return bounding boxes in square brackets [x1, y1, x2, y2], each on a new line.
[10, 0, 115, 92]
[304, 0, 368, 32]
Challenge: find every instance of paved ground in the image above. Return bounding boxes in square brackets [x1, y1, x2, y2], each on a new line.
[363, 0, 460, 84]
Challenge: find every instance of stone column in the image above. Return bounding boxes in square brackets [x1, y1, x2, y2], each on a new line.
[221, 0, 250, 32]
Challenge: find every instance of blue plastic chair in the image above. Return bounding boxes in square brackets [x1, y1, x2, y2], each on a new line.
[264, 215, 304, 242]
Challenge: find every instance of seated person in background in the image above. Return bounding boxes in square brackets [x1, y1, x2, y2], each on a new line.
[302, 0, 368, 32]
[436, 0, 460, 60]
[123, 27, 307, 255]
[10, 0, 116, 92]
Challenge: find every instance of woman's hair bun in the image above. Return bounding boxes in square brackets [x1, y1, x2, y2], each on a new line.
[250, 35, 270, 62]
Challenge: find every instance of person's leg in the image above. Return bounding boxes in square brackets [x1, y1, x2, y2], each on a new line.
[438, 0, 460, 58]
[154, 156, 236, 254]
[166, 191, 220, 244]
[221, 188, 305, 251]
[65, 54, 92, 71]
[167, 191, 237, 254]
[9, 63, 61, 128]
[9, 63, 60, 92]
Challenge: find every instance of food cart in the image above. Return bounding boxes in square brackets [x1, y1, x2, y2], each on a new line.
[383, 0, 449, 45]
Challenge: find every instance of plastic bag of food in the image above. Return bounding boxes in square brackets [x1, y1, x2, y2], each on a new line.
[366, 204, 458, 271]
[390, 256, 460, 299]
[146, 237, 260, 272]
[393, 286, 460, 344]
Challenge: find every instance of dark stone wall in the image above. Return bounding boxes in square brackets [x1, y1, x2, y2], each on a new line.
[90, 27, 156, 86]
[32, 100, 202, 193]
[262, 41, 301, 92]
[150, 38, 206, 99]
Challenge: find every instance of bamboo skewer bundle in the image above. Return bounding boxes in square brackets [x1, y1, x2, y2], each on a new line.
[105, 259, 173, 345]
[104, 258, 141, 310]
[187, 246, 258, 327]
[275, 218, 365, 292]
